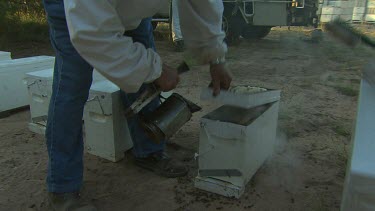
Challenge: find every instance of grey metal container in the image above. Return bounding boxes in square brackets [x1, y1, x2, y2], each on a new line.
[141, 93, 194, 143]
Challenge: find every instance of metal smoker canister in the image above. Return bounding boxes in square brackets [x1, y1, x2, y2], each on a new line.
[141, 93, 197, 143]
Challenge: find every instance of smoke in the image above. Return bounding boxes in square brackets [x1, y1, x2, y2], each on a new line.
[259, 129, 304, 193]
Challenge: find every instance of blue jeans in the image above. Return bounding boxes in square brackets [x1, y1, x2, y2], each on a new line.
[43, 0, 165, 193]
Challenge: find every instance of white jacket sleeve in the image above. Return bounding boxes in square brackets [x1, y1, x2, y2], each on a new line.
[178, 0, 227, 64]
[63, 0, 162, 93]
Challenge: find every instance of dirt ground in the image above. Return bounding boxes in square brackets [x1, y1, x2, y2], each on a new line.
[1, 26, 375, 211]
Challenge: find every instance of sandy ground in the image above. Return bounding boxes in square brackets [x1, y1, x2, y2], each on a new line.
[1, 26, 374, 211]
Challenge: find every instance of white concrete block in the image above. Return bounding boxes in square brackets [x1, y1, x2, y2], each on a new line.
[341, 79, 375, 211]
[0, 51, 11, 61]
[83, 80, 133, 162]
[0, 56, 55, 112]
[195, 101, 279, 198]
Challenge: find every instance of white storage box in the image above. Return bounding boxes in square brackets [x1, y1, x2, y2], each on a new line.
[0, 51, 11, 61]
[341, 78, 375, 211]
[196, 87, 280, 198]
[25, 69, 54, 134]
[0, 56, 54, 112]
[83, 80, 133, 162]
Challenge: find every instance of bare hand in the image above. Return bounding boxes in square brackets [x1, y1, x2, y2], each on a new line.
[210, 63, 232, 96]
[153, 64, 180, 91]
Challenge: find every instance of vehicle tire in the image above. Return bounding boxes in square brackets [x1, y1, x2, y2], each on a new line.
[223, 14, 246, 45]
[241, 26, 272, 40]
[152, 22, 158, 31]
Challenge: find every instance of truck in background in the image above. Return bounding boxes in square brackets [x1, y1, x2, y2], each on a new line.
[152, 0, 319, 41]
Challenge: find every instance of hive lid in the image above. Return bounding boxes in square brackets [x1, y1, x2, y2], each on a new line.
[25, 68, 53, 79]
[200, 86, 281, 109]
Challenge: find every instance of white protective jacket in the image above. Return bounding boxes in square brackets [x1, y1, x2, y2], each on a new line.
[64, 0, 227, 93]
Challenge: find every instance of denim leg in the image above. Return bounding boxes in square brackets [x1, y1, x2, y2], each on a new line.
[43, 0, 93, 193]
[122, 18, 166, 158]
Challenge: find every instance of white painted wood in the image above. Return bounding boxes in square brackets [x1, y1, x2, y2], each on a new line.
[0, 51, 11, 61]
[93, 69, 106, 82]
[0, 56, 54, 112]
[320, 3, 356, 22]
[24, 68, 106, 134]
[200, 87, 280, 109]
[25, 69, 54, 116]
[195, 176, 244, 198]
[83, 80, 133, 162]
[195, 101, 279, 198]
[28, 122, 47, 135]
[341, 79, 375, 211]
[365, 14, 375, 22]
[25, 69, 54, 134]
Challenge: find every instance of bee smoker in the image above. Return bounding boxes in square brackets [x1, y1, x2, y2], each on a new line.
[140, 93, 201, 143]
[124, 62, 201, 143]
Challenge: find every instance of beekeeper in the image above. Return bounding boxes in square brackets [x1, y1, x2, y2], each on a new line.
[42, 0, 231, 210]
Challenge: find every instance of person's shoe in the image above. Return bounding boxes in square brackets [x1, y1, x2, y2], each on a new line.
[173, 40, 185, 52]
[134, 152, 188, 178]
[48, 192, 97, 211]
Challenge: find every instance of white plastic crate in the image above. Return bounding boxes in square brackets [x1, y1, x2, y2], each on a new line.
[341, 77, 375, 210]
[0, 56, 55, 112]
[195, 88, 280, 198]
[0, 51, 11, 61]
[83, 80, 133, 162]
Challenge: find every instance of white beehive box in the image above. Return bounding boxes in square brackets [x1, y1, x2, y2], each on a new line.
[196, 87, 280, 198]
[320, 6, 343, 22]
[365, 14, 375, 22]
[83, 80, 133, 162]
[0, 56, 55, 112]
[25, 69, 54, 134]
[341, 77, 375, 210]
[0, 51, 11, 61]
[24, 68, 106, 134]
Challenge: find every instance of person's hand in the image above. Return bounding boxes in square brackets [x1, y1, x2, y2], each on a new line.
[153, 64, 180, 91]
[210, 63, 232, 96]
